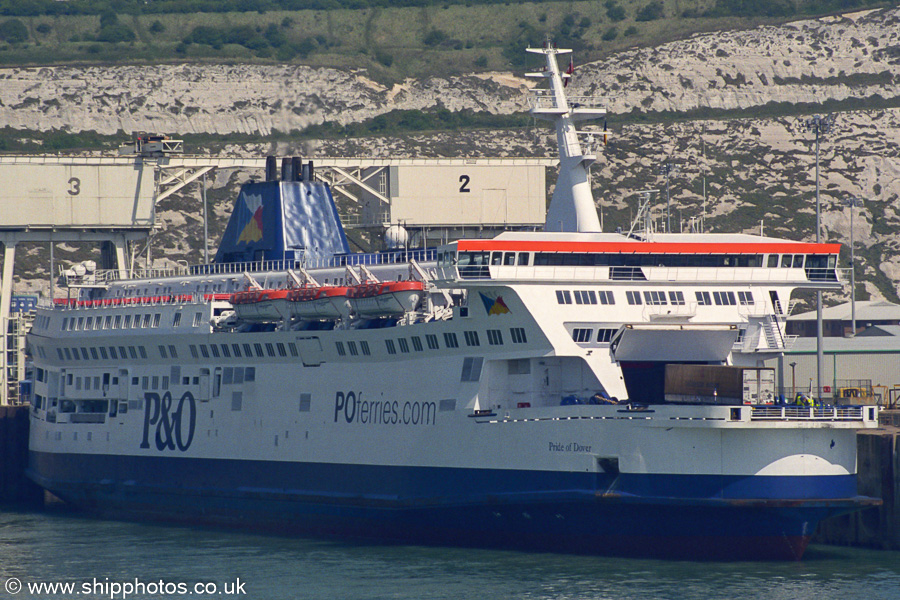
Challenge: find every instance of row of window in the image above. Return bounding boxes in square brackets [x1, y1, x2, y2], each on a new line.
[379, 327, 529, 356]
[572, 328, 618, 344]
[61, 311, 200, 332]
[190, 341, 298, 360]
[57, 345, 149, 363]
[48, 326, 531, 366]
[556, 290, 615, 305]
[623, 290, 754, 307]
[557, 289, 759, 307]
[454, 251, 836, 270]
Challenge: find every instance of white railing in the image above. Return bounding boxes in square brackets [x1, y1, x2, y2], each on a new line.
[750, 405, 864, 421]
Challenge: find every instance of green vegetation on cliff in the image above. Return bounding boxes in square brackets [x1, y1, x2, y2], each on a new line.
[0, 0, 895, 79]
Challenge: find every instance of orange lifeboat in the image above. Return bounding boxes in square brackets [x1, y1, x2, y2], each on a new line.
[347, 281, 425, 318]
[285, 286, 350, 320]
[227, 288, 289, 322]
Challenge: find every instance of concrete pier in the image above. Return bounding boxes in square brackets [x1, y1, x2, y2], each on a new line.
[814, 412, 900, 550]
[0, 404, 42, 504]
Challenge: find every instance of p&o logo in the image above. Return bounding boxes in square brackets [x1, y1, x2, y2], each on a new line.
[140, 391, 197, 451]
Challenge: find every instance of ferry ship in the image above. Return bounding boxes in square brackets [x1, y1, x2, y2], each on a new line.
[26, 44, 880, 560]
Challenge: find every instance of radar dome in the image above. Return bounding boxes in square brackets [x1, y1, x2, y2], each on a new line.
[385, 225, 409, 250]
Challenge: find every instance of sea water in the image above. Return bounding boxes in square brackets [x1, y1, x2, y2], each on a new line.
[1, 506, 898, 600]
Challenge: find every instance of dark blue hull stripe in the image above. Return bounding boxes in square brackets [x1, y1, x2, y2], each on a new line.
[27, 451, 873, 560]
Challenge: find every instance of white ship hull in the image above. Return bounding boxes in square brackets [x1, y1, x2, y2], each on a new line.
[25, 43, 880, 560]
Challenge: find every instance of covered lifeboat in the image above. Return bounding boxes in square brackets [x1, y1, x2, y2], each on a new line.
[228, 288, 289, 322]
[285, 285, 351, 320]
[347, 280, 425, 318]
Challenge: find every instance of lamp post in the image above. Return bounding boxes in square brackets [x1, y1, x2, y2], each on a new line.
[805, 114, 835, 403]
[845, 196, 862, 336]
[660, 161, 677, 233]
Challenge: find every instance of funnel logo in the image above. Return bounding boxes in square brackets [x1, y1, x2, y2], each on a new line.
[238, 193, 264, 243]
[480, 292, 510, 316]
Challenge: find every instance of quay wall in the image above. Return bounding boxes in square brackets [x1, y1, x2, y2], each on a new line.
[814, 413, 900, 550]
[0, 405, 42, 504]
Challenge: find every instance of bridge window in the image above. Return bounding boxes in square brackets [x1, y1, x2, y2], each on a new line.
[457, 251, 490, 278]
[767, 254, 779, 268]
[503, 252, 516, 265]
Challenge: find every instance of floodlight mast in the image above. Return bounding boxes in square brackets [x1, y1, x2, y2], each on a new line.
[805, 113, 836, 403]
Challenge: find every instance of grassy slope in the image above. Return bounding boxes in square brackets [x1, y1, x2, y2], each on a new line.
[0, 1, 858, 81]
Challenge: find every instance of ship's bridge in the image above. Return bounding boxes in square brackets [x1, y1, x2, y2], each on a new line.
[434, 232, 843, 287]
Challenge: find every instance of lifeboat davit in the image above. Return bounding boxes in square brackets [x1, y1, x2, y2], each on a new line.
[228, 289, 289, 322]
[348, 281, 425, 318]
[285, 286, 351, 320]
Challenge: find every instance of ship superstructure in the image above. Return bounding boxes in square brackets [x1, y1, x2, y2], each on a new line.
[26, 44, 879, 560]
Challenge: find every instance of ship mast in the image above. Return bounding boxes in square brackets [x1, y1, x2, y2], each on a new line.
[527, 42, 606, 233]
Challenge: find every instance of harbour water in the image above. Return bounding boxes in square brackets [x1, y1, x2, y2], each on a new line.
[2, 506, 899, 600]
